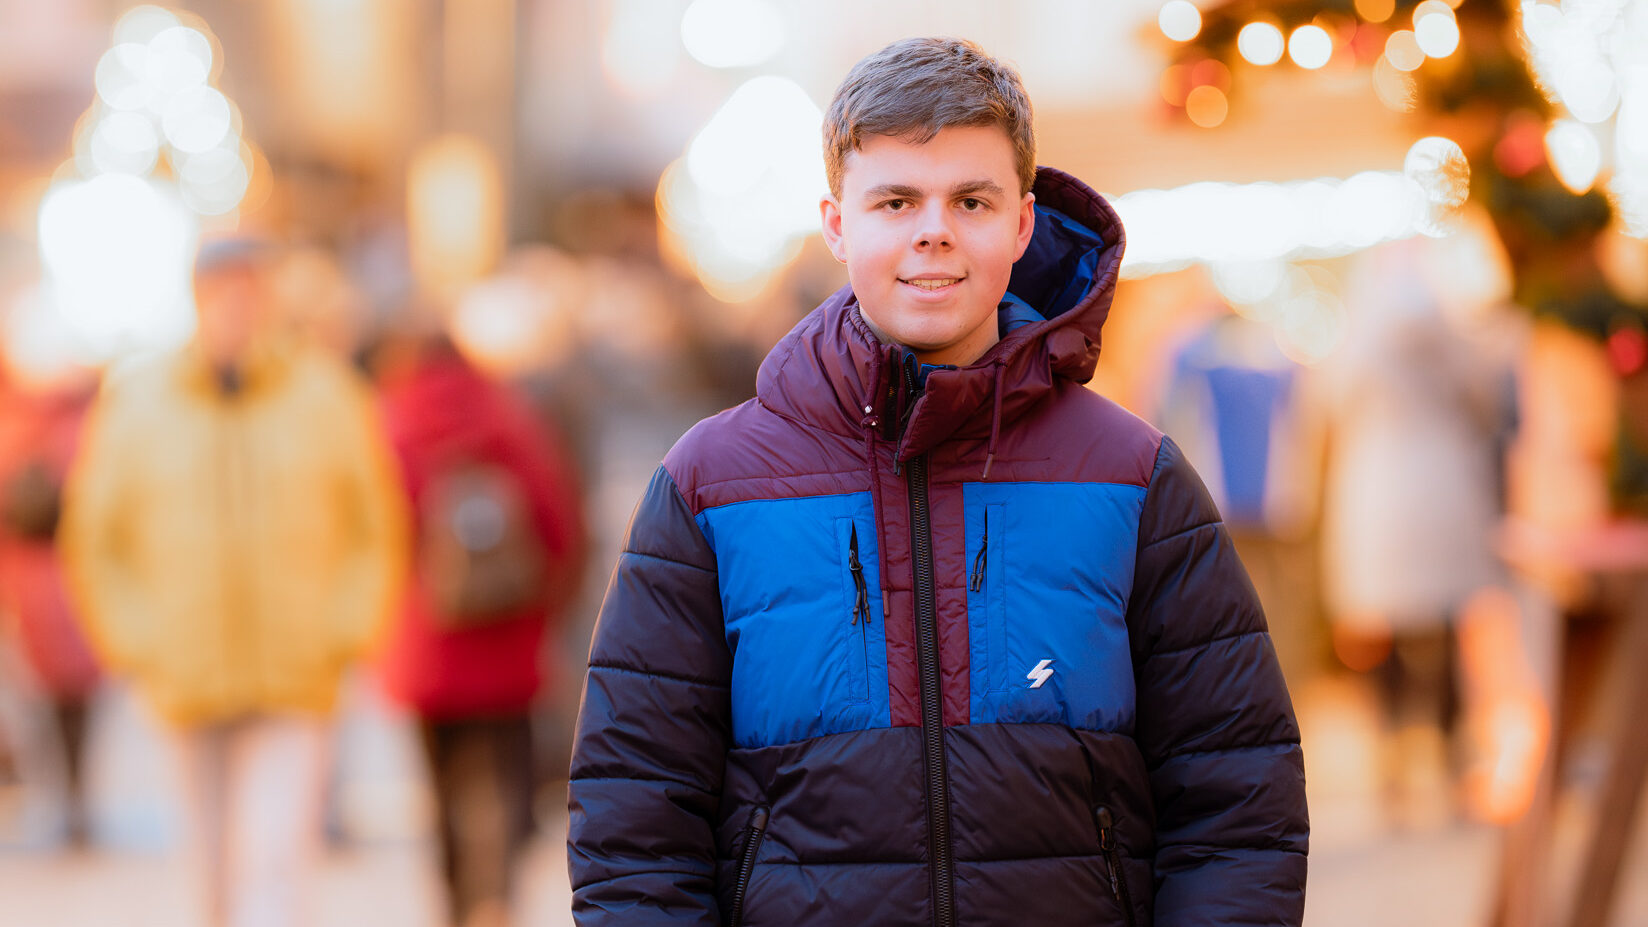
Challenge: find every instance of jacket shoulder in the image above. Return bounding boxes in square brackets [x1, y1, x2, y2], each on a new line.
[663, 399, 867, 515]
[989, 384, 1163, 488]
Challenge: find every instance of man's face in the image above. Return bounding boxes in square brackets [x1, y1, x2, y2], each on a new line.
[193, 263, 266, 367]
[821, 124, 1035, 367]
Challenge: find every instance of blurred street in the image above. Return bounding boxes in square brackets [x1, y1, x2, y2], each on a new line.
[5, 672, 1648, 927]
[3, 1, 1648, 925]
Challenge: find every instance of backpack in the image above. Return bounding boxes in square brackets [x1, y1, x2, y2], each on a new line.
[1, 459, 63, 541]
[419, 459, 550, 629]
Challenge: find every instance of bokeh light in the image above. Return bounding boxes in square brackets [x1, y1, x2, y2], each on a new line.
[95, 44, 154, 112]
[1158, 1, 1203, 42]
[1373, 55, 1419, 112]
[36, 174, 196, 356]
[1354, 0, 1396, 24]
[407, 134, 505, 299]
[1403, 136, 1471, 236]
[145, 26, 213, 98]
[160, 85, 232, 153]
[88, 109, 162, 176]
[661, 76, 824, 300]
[1414, 5, 1460, 59]
[1545, 119, 1603, 194]
[1185, 85, 1229, 128]
[1289, 25, 1334, 70]
[1116, 170, 1428, 277]
[680, 0, 787, 69]
[1385, 30, 1425, 71]
[111, 4, 181, 46]
[1238, 21, 1286, 66]
[177, 141, 253, 216]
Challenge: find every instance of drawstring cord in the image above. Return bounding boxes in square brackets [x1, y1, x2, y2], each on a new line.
[981, 362, 1005, 481]
[862, 347, 893, 602]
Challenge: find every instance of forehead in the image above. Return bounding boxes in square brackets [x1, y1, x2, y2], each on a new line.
[840, 124, 1020, 196]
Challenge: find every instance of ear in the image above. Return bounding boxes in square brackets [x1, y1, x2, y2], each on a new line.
[1013, 191, 1036, 261]
[820, 195, 847, 263]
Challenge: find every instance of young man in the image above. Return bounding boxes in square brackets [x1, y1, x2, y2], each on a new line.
[568, 37, 1308, 927]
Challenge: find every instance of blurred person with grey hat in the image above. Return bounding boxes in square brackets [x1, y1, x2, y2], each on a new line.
[60, 235, 409, 927]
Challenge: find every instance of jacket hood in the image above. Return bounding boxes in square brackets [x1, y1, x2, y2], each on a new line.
[755, 166, 1125, 465]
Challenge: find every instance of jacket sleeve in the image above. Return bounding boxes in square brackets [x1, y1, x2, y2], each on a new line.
[59, 382, 156, 676]
[1126, 436, 1308, 926]
[568, 464, 731, 926]
[321, 363, 409, 661]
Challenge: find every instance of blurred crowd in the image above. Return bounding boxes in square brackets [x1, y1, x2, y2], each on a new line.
[0, 218, 795, 927]
[1, 205, 1639, 926]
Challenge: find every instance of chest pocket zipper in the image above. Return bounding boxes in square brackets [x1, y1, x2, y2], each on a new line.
[729, 805, 769, 927]
[970, 504, 1009, 692]
[848, 524, 870, 626]
[1095, 806, 1138, 927]
[969, 512, 988, 592]
[838, 519, 872, 702]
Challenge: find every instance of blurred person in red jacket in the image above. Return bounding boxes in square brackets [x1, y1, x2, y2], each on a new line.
[0, 370, 100, 846]
[369, 328, 586, 927]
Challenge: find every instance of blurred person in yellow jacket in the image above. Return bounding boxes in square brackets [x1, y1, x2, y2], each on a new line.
[60, 238, 408, 927]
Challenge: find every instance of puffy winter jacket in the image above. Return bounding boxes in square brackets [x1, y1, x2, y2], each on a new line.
[62, 341, 407, 725]
[568, 167, 1308, 926]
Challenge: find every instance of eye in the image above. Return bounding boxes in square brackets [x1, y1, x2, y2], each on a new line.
[959, 197, 985, 211]
[881, 198, 909, 212]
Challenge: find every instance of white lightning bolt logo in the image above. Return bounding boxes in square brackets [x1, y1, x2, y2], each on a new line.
[1027, 659, 1054, 689]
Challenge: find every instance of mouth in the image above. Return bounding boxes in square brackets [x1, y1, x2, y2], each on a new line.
[899, 276, 965, 291]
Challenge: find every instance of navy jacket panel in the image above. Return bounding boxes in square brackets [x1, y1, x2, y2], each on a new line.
[1130, 437, 1309, 925]
[569, 467, 730, 926]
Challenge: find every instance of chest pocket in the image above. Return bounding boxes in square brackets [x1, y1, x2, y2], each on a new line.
[963, 482, 1147, 732]
[698, 492, 891, 749]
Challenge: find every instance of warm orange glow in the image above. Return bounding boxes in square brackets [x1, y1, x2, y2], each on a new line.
[1373, 55, 1418, 112]
[1355, 0, 1396, 23]
[407, 134, 505, 300]
[1457, 586, 1552, 825]
[1331, 622, 1393, 673]
[1185, 85, 1229, 128]
[1385, 30, 1425, 71]
[1159, 64, 1191, 107]
[1190, 58, 1233, 93]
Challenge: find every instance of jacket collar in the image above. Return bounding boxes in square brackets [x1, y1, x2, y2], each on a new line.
[174, 335, 297, 401]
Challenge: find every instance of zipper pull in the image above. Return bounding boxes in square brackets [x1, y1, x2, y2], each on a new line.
[1095, 806, 1121, 897]
[848, 524, 870, 626]
[1095, 806, 1115, 851]
[969, 514, 989, 592]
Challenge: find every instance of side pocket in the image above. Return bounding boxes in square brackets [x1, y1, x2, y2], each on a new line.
[836, 518, 871, 702]
[1094, 805, 1138, 927]
[729, 805, 770, 927]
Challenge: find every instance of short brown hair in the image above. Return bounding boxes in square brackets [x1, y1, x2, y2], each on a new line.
[824, 37, 1036, 199]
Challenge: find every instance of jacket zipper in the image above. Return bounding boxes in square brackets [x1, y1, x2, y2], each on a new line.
[903, 357, 955, 927]
[1095, 806, 1137, 927]
[968, 511, 988, 593]
[729, 805, 769, 927]
[848, 524, 870, 626]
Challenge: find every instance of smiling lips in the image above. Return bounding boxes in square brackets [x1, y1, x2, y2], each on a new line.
[900, 276, 964, 290]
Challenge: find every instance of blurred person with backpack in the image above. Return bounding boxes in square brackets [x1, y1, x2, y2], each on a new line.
[0, 369, 101, 847]
[60, 238, 408, 927]
[369, 326, 586, 927]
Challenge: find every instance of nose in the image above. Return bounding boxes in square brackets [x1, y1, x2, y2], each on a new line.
[912, 204, 954, 251]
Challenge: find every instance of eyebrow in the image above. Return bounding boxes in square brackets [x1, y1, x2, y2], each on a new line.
[861, 179, 1007, 201]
